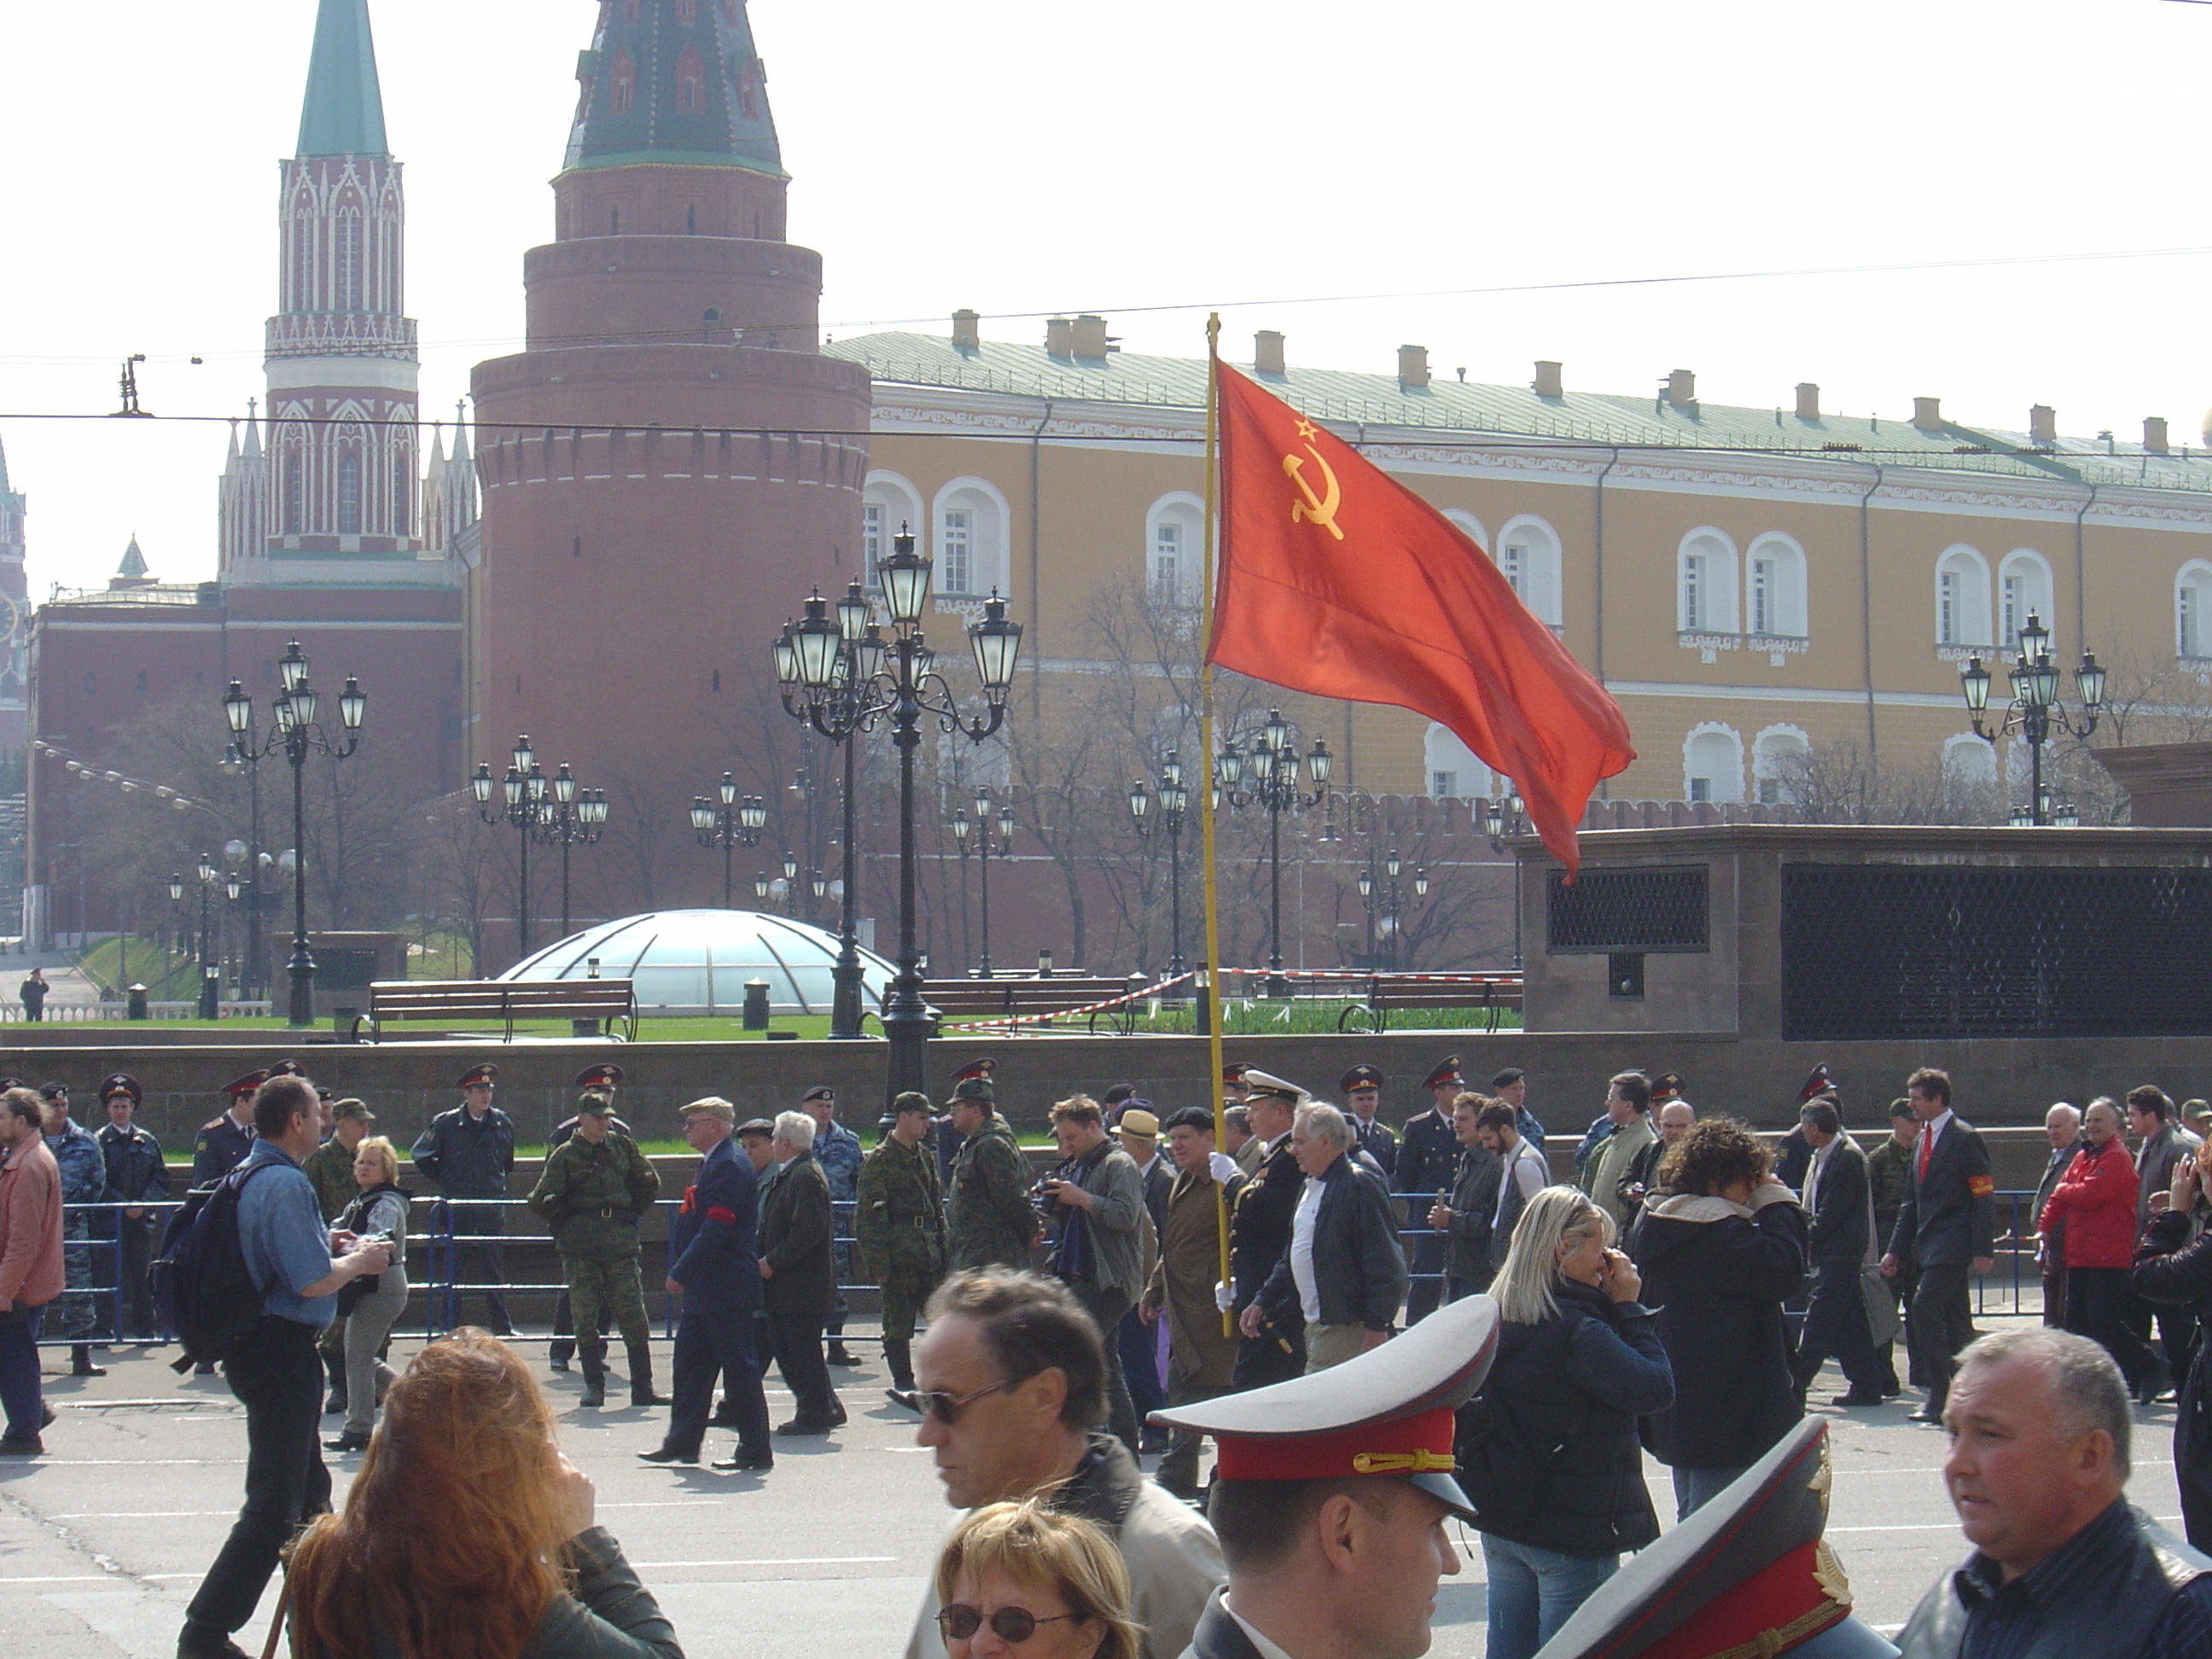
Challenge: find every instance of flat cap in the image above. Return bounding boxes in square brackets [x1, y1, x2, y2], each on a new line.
[99, 1073, 143, 1105]
[736, 1116, 777, 1138]
[457, 1063, 498, 1090]
[679, 1096, 736, 1123]
[1152, 1295, 1499, 1519]
[1340, 1063, 1385, 1094]
[800, 1084, 835, 1103]
[37, 1080, 67, 1100]
[1531, 1418, 1891, 1659]
[575, 1062, 625, 1091]
[1239, 1069, 1307, 1106]
[1422, 1055, 1464, 1092]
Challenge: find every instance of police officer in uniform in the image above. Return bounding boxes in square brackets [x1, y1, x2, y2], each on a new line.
[550, 1063, 630, 1371]
[94, 1074, 167, 1342]
[800, 1084, 864, 1366]
[1394, 1057, 1465, 1325]
[192, 1070, 265, 1185]
[528, 1092, 663, 1409]
[1339, 1065, 1397, 1176]
[410, 1062, 517, 1334]
[1229, 1071, 1307, 1386]
[856, 1091, 946, 1393]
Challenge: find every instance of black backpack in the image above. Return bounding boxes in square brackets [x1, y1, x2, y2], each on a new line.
[153, 1161, 274, 1374]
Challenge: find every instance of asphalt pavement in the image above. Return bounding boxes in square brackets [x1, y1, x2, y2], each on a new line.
[0, 1317, 2188, 1656]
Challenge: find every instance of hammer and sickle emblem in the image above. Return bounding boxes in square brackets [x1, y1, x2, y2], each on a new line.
[1283, 445, 1345, 541]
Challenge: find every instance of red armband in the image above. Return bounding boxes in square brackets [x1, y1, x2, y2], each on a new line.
[707, 1206, 738, 1226]
[1967, 1174, 1994, 1198]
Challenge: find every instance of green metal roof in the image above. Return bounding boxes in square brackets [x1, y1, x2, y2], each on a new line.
[563, 0, 784, 179]
[827, 330, 2212, 495]
[116, 537, 147, 579]
[296, 0, 389, 158]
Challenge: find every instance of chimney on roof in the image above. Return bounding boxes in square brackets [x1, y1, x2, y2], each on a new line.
[2145, 416, 2171, 455]
[1254, 330, 1286, 376]
[1533, 361, 1563, 399]
[1071, 314, 1111, 361]
[952, 309, 981, 353]
[1796, 383, 1820, 421]
[1912, 397, 1944, 432]
[1045, 316, 1074, 357]
[1399, 345, 1430, 389]
[2030, 405, 2058, 445]
[1665, 369, 1697, 409]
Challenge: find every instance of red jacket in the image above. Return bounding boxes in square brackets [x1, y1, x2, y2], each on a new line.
[0, 1132, 65, 1307]
[2039, 1138, 2140, 1269]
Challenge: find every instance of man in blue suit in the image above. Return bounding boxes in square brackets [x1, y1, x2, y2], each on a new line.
[639, 1097, 773, 1473]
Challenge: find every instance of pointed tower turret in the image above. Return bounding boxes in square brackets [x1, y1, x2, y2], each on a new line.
[220, 0, 420, 573]
[0, 439, 24, 722]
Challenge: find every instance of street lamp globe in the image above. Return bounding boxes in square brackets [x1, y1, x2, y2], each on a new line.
[739, 796, 767, 835]
[222, 680, 253, 735]
[1128, 780, 1150, 822]
[338, 678, 366, 734]
[2076, 650, 2107, 711]
[1959, 655, 1992, 714]
[471, 762, 494, 805]
[969, 593, 1023, 694]
[168, 873, 184, 902]
[719, 772, 738, 808]
[690, 798, 715, 835]
[1307, 737, 1333, 787]
[879, 526, 932, 625]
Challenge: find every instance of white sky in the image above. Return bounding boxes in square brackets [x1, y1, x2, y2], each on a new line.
[4, 0, 2210, 597]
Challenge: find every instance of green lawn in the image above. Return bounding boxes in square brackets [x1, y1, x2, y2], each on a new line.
[0, 1011, 839, 1040]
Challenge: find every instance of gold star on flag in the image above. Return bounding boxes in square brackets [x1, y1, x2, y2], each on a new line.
[1294, 418, 1318, 440]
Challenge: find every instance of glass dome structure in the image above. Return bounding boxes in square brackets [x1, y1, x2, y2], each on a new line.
[498, 910, 893, 1016]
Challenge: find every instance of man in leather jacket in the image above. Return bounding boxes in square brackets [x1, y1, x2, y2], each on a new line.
[1894, 1327, 2212, 1657]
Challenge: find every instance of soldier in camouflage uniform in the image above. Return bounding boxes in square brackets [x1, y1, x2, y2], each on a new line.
[944, 1073, 1039, 1274]
[855, 1092, 946, 1391]
[527, 1095, 664, 1409]
[39, 1083, 108, 1376]
[301, 1099, 379, 1414]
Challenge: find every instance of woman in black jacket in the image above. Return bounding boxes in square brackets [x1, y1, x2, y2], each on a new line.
[1463, 1185, 1674, 1659]
[1633, 1115, 1807, 1520]
[2133, 1147, 2212, 1552]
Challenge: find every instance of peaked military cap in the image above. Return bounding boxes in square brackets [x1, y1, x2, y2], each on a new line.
[1533, 1418, 1892, 1659]
[1221, 1062, 1249, 1086]
[1421, 1055, 1464, 1092]
[1340, 1063, 1385, 1094]
[951, 1057, 996, 1085]
[1239, 1069, 1307, 1106]
[265, 1059, 305, 1080]
[575, 1062, 625, 1091]
[224, 1068, 271, 1101]
[457, 1063, 498, 1090]
[1650, 1072, 1686, 1106]
[99, 1073, 143, 1105]
[1797, 1063, 1837, 1104]
[1153, 1295, 1499, 1518]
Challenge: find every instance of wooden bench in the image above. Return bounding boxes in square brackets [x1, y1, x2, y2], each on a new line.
[1336, 974, 1523, 1033]
[923, 975, 1145, 1033]
[353, 979, 639, 1043]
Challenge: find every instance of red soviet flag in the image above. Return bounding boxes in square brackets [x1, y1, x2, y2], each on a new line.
[1208, 361, 1634, 873]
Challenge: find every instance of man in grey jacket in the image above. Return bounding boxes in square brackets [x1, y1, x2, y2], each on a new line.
[1039, 1095, 1147, 1452]
[1244, 1102, 1406, 1371]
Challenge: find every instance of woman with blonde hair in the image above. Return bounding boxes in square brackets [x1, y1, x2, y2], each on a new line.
[286, 1329, 681, 1659]
[1461, 1187, 1672, 1659]
[933, 1499, 1140, 1659]
[324, 1136, 409, 1454]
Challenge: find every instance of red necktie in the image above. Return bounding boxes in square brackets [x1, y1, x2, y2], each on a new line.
[1918, 1125, 1933, 1182]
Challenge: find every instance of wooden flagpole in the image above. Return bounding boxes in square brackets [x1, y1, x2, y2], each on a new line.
[1201, 314, 1231, 1336]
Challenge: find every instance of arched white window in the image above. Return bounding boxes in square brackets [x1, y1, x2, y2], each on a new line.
[1997, 550, 2055, 649]
[1442, 509, 1488, 556]
[1751, 725, 1809, 805]
[931, 477, 1010, 598]
[1935, 544, 1991, 647]
[1943, 732, 1999, 811]
[1678, 528, 1738, 634]
[1144, 492, 1205, 603]
[1496, 515, 1564, 628]
[861, 470, 924, 593]
[1423, 722, 1491, 800]
[2176, 560, 2212, 659]
[337, 451, 362, 535]
[1744, 533, 1807, 639]
[1683, 723, 1743, 805]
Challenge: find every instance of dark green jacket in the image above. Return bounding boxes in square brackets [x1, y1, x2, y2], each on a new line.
[528, 1132, 659, 1257]
[301, 1136, 362, 1224]
[856, 1134, 946, 1281]
[946, 1114, 1038, 1272]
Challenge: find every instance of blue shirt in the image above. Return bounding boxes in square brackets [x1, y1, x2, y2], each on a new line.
[1953, 1499, 2212, 1659]
[235, 1140, 339, 1328]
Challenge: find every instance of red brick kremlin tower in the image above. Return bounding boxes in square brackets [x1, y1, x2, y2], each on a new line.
[469, 0, 873, 818]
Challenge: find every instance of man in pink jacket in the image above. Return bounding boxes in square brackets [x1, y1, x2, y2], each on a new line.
[0, 1086, 65, 1454]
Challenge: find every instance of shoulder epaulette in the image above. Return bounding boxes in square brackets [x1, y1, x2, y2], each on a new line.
[201, 1115, 229, 1132]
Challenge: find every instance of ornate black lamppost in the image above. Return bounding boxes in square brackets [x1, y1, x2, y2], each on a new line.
[215, 749, 270, 998]
[168, 854, 221, 1018]
[771, 620, 874, 1038]
[1959, 610, 2104, 826]
[1127, 752, 1190, 980]
[471, 736, 547, 958]
[223, 641, 365, 1027]
[690, 774, 766, 909]
[1216, 709, 1330, 998]
[1484, 791, 1527, 970]
[532, 763, 608, 940]
[949, 787, 1016, 977]
[1355, 848, 1428, 971]
[776, 528, 1022, 1102]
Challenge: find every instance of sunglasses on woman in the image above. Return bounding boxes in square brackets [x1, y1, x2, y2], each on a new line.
[937, 1604, 1086, 1643]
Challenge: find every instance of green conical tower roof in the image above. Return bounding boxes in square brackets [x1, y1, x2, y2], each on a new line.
[564, 0, 784, 178]
[297, 0, 389, 158]
[118, 536, 148, 579]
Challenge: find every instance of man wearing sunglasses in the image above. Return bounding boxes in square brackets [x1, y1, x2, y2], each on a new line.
[900, 1266, 1224, 1659]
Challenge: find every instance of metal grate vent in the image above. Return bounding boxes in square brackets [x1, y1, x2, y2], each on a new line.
[1781, 864, 2212, 1040]
[1546, 865, 1709, 954]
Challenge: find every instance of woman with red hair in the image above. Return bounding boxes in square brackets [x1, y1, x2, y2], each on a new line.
[284, 1328, 683, 1659]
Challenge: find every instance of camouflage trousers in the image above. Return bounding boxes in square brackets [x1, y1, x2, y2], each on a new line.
[565, 1251, 650, 1350]
[878, 1262, 945, 1343]
[58, 1214, 96, 1341]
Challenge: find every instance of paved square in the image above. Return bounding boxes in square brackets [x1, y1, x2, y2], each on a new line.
[0, 1321, 2186, 1656]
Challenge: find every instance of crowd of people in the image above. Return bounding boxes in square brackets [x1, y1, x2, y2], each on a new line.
[2, 1050, 2211, 1658]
